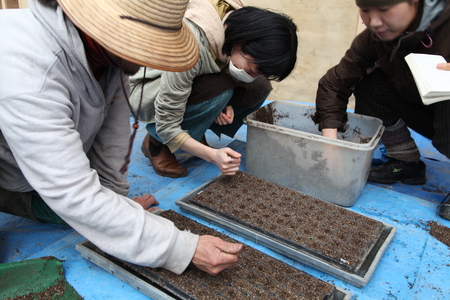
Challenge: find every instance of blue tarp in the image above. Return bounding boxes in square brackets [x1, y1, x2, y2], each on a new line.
[1, 102, 449, 299]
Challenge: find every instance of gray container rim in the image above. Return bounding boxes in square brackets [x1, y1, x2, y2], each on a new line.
[244, 102, 385, 151]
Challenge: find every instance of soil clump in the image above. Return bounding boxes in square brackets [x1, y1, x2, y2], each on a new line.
[427, 221, 450, 247]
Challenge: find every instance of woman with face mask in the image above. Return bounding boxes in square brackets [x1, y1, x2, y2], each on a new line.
[129, 1, 298, 178]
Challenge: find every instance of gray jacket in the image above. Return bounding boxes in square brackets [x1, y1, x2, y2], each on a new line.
[0, 0, 198, 274]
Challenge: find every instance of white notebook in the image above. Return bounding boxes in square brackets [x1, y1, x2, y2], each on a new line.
[404, 53, 450, 105]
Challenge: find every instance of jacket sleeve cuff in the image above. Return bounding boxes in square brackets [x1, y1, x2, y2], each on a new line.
[167, 132, 190, 153]
[160, 229, 200, 274]
[319, 120, 345, 132]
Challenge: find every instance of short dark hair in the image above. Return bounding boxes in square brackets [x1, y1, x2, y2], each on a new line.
[223, 6, 298, 82]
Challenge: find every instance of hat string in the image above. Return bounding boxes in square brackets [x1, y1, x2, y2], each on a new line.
[119, 66, 147, 174]
[120, 16, 182, 31]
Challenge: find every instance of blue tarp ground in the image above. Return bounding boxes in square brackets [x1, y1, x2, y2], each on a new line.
[1, 101, 449, 299]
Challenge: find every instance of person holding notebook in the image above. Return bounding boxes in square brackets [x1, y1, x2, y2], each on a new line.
[313, 0, 450, 219]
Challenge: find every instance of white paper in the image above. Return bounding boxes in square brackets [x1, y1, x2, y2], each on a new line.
[404, 53, 450, 105]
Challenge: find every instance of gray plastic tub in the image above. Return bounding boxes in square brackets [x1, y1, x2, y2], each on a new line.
[244, 101, 384, 206]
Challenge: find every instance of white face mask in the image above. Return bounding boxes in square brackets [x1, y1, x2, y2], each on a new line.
[228, 55, 258, 83]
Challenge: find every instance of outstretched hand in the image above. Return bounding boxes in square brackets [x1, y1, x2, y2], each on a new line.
[132, 194, 159, 212]
[192, 235, 243, 275]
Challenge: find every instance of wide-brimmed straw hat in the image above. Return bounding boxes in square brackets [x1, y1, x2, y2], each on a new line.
[57, 0, 199, 72]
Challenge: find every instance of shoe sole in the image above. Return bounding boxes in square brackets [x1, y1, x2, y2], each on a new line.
[368, 176, 427, 185]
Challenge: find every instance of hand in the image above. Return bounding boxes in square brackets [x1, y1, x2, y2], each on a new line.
[437, 63, 450, 71]
[215, 106, 234, 125]
[132, 194, 159, 212]
[211, 148, 241, 175]
[192, 235, 243, 275]
[180, 137, 241, 175]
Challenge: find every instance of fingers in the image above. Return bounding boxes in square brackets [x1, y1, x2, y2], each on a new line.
[221, 167, 240, 176]
[215, 106, 234, 125]
[225, 149, 242, 160]
[224, 106, 234, 121]
[146, 206, 159, 213]
[215, 113, 232, 125]
[216, 239, 244, 255]
[132, 194, 159, 210]
[192, 235, 243, 275]
[218, 148, 241, 175]
[437, 63, 450, 71]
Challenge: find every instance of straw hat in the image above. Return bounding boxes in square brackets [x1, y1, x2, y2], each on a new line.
[57, 0, 200, 72]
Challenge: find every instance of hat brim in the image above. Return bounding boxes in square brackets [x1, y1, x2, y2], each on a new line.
[57, 0, 199, 72]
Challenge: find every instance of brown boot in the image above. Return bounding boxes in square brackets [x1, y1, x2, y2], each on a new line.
[141, 134, 188, 178]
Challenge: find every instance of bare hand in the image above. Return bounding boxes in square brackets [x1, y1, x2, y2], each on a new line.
[192, 235, 243, 275]
[215, 106, 234, 125]
[211, 148, 241, 175]
[437, 63, 450, 71]
[132, 194, 159, 212]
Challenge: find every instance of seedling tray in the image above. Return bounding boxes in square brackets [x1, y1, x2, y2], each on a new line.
[176, 172, 396, 287]
[77, 210, 352, 300]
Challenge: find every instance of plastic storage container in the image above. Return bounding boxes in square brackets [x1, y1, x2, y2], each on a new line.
[244, 101, 384, 206]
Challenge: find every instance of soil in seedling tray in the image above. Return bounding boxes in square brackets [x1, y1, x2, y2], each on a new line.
[186, 171, 385, 274]
[89, 210, 338, 300]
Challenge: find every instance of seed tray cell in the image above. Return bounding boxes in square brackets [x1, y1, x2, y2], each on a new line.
[76, 210, 352, 300]
[176, 171, 396, 287]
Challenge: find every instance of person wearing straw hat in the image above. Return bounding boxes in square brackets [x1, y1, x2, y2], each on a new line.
[129, 0, 298, 178]
[313, 0, 450, 220]
[0, 0, 243, 276]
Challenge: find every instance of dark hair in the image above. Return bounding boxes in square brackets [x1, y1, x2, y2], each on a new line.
[223, 6, 298, 82]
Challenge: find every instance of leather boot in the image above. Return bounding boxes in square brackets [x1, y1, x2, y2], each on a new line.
[0, 187, 39, 221]
[141, 134, 188, 178]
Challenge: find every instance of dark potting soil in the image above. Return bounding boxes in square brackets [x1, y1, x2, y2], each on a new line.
[427, 221, 450, 247]
[8, 281, 72, 300]
[119, 210, 337, 300]
[251, 104, 371, 144]
[187, 171, 385, 274]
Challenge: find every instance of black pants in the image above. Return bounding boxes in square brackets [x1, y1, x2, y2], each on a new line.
[0, 187, 68, 226]
[354, 69, 450, 158]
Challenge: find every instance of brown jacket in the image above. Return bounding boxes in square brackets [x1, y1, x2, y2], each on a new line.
[314, 0, 450, 132]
